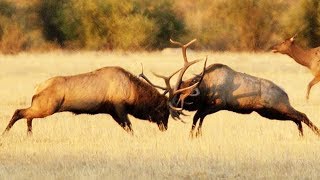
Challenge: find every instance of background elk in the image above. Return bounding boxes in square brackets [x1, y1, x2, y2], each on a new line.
[143, 39, 320, 138]
[270, 34, 320, 99]
[2, 66, 178, 135]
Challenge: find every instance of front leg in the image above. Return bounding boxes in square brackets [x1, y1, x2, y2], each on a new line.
[157, 122, 167, 131]
[189, 110, 202, 138]
[192, 100, 223, 138]
[306, 76, 320, 100]
[195, 117, 205, 137]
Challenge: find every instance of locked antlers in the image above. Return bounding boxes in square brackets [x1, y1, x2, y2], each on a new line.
[139, 38, 207, 120]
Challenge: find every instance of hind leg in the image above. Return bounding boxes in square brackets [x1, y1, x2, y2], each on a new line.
[278, 106, 320, 137]
[27, 119, 33, 136]
[296, 112, 320, 137]
[293, 120, 303, 137]
[3, 106, 57, 136]
[256, 103, 320, 137]
[2, 109, 25, 135]
[256, 108, 303, 137]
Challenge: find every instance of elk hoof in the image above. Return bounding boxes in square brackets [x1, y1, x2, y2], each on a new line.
[1, 130, 9, 137]
[195, 129, 202, 137]
[158, 123, 167, 131]
[189, 131, 195, 139]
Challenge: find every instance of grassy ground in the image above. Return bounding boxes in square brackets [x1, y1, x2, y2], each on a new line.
[1, 51, 320, 179]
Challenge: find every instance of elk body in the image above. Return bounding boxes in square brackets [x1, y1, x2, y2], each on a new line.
[271, 35, 320, 99]
[144, 39, 320, 138]
[178, 63, 320, 137]
[3, 66, 170, 135]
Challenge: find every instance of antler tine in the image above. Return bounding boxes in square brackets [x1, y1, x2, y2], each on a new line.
[170, 38, 197, 63]
[169, 38, 199, 92]
[197, 56, 208, 84]
[140, 63, 144, 74]
[182, 57, 207, 93]
[175, 56, 207, 95]
[173, 58, 202, 92]
[169, 39, 184, 47]
[152, 67, 182, 97]
[173, 81, 200, 96]
[138, 63, 167, 91]
[184, 39, 197, 48]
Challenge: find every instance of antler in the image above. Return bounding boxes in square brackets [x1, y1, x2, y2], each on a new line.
[138, 63, 167, 92]
[152, 68, 188, 121]
[152, 68, 182, 98]
[152, 38, 205, 120]
[170, 38, 197, 63]
[171, 57, 207, 110]
[169, 39, 201, 93]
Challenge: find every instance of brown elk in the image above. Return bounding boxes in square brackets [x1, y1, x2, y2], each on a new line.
[270, 34, 320, 99]
[2, 66, 191, 136]
[142, 39, 320, 138]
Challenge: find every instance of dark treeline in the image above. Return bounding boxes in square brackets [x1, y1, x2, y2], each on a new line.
[0, 0, 319, 54]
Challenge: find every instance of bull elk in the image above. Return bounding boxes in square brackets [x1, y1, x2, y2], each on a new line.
[142, 39, 320, 138]
[2, 66, 185, 135]
[271, 34, 320, 99]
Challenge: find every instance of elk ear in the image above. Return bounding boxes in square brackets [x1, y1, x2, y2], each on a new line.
[290, 33, 298, 42]
[290, 36, 295, 42]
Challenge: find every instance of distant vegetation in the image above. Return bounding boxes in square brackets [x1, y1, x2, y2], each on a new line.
[0, 0, 319, 54]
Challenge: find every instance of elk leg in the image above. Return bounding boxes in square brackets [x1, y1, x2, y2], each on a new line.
[257, 105, 320, 137]
[3, 103, 58, 136]
[195, 117, 205, 137]
[27, 119, 33, 136]
[293, 120, 303, 137]
[157, 122, 167, 131]
[2, 109, 25, 135]
[190, 111, 202, 138]
[296, 112, 320, 136]
[306, 76, 320, 100]
[190, 106, 221, 138]
[113, 105, 134, 135]
[281, 107, 320, 136]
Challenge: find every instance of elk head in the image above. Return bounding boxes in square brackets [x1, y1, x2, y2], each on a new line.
[270, 33, 298, 54]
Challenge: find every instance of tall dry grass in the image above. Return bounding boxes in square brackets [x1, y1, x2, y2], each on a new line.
[1, 52, 320, 179]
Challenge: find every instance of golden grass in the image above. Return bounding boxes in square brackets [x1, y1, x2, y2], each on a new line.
[1, 51, 320, 179]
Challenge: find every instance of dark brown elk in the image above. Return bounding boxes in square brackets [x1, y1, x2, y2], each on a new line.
[270, 34, 320, 99]
[145, 39, 320, 138]
[2, 66, 178, 136]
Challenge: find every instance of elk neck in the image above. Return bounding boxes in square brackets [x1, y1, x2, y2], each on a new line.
[286, 43, 312, 68]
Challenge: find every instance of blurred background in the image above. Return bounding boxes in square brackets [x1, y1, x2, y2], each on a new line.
[0, 0, 319, 54]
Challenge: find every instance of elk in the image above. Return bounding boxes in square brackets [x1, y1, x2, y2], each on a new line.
[2, 66, 183, 136]
[270, 34, 320, 99]
[142, 39, 320, 138]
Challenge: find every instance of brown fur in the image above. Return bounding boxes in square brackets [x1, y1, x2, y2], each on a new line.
[271, 37, 320, 99]
[3, 66, 169, 135]
[177, 64, 320, 138]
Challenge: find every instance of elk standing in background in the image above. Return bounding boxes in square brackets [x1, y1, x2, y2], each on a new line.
[2, 66, 187, 135]
[271, 34, 320, 99]
[143, 39, 320, 138]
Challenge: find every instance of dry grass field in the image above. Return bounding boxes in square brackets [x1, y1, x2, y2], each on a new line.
[1, 51, 320, 179]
